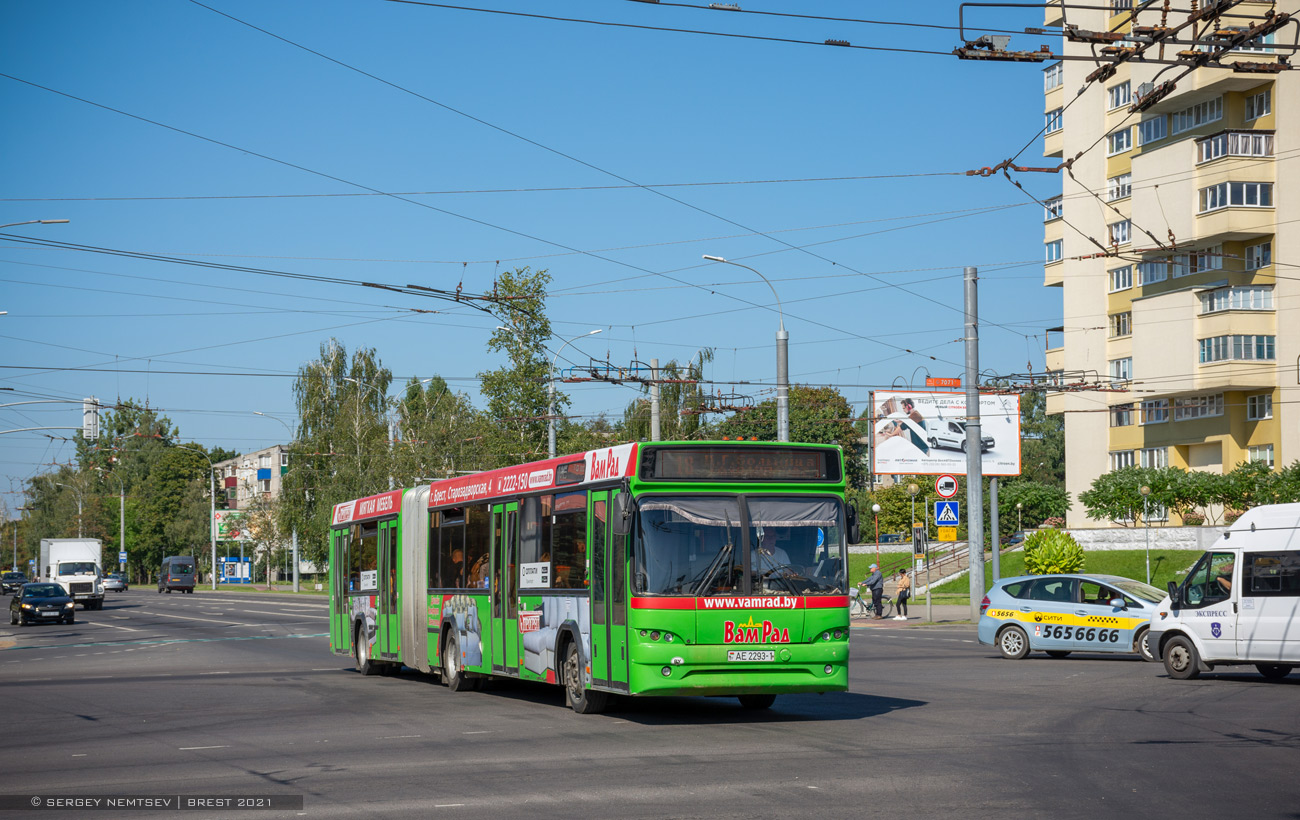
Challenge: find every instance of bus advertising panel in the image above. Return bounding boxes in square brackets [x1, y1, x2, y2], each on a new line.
[870, 390, 1021, 477]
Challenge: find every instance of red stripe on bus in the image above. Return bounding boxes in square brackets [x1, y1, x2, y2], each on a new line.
[630, 597, 697, 610]
[805, 596, 850, 608]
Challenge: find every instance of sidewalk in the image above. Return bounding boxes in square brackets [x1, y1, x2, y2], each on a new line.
[850, 604, 975, 627]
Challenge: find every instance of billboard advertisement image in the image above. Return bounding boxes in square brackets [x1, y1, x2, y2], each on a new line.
[870, 390, 1021, 477]
[214, 510, 251, 542]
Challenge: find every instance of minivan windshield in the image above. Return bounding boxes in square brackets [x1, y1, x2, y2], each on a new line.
[633, 495, 846, 596]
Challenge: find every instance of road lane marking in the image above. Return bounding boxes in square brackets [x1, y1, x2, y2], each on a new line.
[462, 731, 489, 735]
[434, 805, 464, 809]
[380, 735, 421, 739]
[180, 745, 230, 750]
[72, 754, 86, 757]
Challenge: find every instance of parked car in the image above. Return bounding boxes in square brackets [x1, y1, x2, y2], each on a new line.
[102, 573, 128, 592]
[978, 573, 1162, 662]
[1, 571, 28, 594]
[927, 420, 995, 454]
[9, 582, 76, 626]
[878, 533, 904, 544]
[1002, 531, 1027, 547]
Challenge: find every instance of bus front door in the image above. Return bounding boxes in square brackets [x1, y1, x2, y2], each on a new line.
[590, 491, 628, 689]
[330, 527, 349, 656]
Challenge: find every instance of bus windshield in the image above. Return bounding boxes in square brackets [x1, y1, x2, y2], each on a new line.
[634, 495, 846, 597]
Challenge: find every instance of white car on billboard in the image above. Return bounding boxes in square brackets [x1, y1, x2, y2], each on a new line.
[928, 420, 995, 453]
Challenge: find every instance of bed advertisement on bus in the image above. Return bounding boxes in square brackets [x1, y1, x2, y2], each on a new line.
[870, 390, 1021, 477]
[331, 489, 403, 526]
[427, 443, 638, 508]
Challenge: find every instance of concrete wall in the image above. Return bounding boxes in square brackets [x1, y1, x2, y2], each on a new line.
[1066, 525, 1225, 552]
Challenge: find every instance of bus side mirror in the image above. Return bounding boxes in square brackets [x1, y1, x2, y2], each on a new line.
[846, 504, 861, 545]
[611, 493, 635, 537]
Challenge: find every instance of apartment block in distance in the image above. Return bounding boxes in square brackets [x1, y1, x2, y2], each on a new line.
[1041, 1, 1295, 526]
[213, 445, 290, 510]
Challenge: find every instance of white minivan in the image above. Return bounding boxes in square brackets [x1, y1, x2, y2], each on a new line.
[1150, 503, 1300, 681]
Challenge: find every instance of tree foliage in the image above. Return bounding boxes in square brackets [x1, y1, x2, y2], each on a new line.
[715, 385, 866, 487]
[622, 351, 713, 443]
[1022, 528, 1085, 574]
[477, 267, 555, 466]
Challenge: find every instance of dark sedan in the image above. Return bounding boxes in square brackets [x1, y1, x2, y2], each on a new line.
[9, 583, 76, 626]
[1, 572, 28, 594]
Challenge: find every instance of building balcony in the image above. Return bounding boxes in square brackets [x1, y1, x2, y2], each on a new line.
[1044, 259, 1064, 287]
[1045, 345, 1064, 373]
[1195, 206, 1275, 243]
[1044, 0, 1063, 26]
[1195, 360, 1278, 392]
[1044, 128, 1063, 158]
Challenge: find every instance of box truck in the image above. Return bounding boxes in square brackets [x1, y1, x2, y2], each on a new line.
[38, 538, 105, 610]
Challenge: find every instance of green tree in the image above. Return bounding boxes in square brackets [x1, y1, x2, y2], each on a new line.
[996, 480, 1071, 534]
[477, 267, 555, 466]
[623, 351, 714, 443]
[715, 385, 866, 487]
[1018, 390, 1065, 486]
[278, 340, 393, 569]
[392, 375, 489, 483]
[1078, 467, 1147, 527]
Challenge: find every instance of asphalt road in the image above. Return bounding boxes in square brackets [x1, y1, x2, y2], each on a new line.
[1, 589, 1298, 819]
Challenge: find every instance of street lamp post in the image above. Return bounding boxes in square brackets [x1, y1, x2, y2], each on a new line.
[549, 329, 602, 459]
[96, 469, 125, 581]
[1017, 502, 1023, 533]
[255, 411, 300, 593]
[54, 482, 84, 538]
[871, 503, 881, 568]
[169, 443, 217, 590]
[1140, 485, 1152, 584]
[702, 255, 789, 442]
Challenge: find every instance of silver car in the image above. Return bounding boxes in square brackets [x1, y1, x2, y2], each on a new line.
[927, 420, 995, 453]
[102, 573, 128, 592]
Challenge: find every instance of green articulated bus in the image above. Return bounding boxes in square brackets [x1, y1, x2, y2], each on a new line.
[328, 440, 858, 713]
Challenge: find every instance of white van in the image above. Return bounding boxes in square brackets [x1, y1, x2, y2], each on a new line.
[1149, 503, 1300, 681]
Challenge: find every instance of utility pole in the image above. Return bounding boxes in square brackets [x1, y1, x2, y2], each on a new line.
[649, 358, 661, 441]
[990, 477, 1000, 583]
[964, 266, 985, 623]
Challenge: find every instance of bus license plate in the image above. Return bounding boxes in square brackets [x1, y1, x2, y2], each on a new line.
[727, 650, 774, 662]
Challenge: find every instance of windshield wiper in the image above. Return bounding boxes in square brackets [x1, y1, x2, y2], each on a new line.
[692, 512, 735, 596]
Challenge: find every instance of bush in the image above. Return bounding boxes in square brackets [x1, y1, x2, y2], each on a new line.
[1183, 511, 1205, 526]
[1041, 516, 1065, 529]
[1224, 509, 1245, 525]
[1022, 528, 1085, 575]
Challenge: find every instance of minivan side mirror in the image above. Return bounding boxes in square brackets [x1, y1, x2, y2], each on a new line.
[846, 503, 861, 545]
[611, 493, 636, 537]
[1166, 580, 1181, 608]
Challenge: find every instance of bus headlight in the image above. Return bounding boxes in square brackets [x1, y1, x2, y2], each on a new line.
[824, 665, 834, 675]
[661, 666, 672, 677]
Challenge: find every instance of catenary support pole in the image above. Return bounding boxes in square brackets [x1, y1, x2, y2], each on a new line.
[990, 477, 1000, 582]
[650, 358, 661, 441]
[293, 528, 300, 593]
[776, 328, 789, 442]
[964, 266, 985, 623]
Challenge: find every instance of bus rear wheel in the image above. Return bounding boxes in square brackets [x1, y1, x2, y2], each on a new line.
[563, 642, 607, 714]
[354, 625, 377, 676]
[738, 694, 776, 710]
[443, 636, 473, 692]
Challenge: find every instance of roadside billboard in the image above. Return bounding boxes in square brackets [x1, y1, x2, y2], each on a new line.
[213, 510, 251, 542]
[870, 390, 1021, 477]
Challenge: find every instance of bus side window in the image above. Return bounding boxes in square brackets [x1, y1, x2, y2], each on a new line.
[465, 506, 490, 589]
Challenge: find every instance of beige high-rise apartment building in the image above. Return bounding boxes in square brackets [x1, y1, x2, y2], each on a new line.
[1040, 1, 1296, 526]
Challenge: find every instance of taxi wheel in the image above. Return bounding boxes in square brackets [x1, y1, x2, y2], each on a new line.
[1046, 651, 1071, 659]
[1135, 628, 1155, 662]
[1163, 636, 1200, 680]
[1256, 664, 1292, 681]
[997, 625, 1029, 660]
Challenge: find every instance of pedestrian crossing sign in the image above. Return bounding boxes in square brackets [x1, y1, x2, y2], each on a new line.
[935, 500, 960, 526]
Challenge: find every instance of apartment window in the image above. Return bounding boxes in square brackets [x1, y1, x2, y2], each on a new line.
[1109, 265, 1133, 292]
[1199, 335, 1275, 363]
[1138, 116, 1166, 145]
[1168, 245, 1223, 278]
[259, 454, 271, 469]
[1137, 260, 1167, 286]
[1109, 220, 1131, 245]
[1140, 447, 1168, 469]
[1110, 450, 1136, 471]
[1245, 89, 1271, 120]
[1245, 241, 1272, 271]
[1174, 394, 1224, 421]
[1247, 394, 1273, 421]
[1199, 181, 1273, 213]
[1109, 312, 1132, 337]
[1110, 0, 1133, 13]
[1043, 62, 1063, 92]
[1046, 108, 1063, 134]
[281, 453, 289, 467]
[1107, 173, 1132, 201]
[1043, 196, 1063, 221]
[226, 466, 235, 478]
[1197, 131, 1274, 163]
[1046, 239, 1063, 263]
[1108, 81, 1131, 110]
[1248, 444, 1275, 468]
[1141, 399, 1169, 425]
[259, 479, 272, 493]
[1109, 357, 1132, 382]
[1237, 32, 1275, 54]
[1107, 127, 1132, 155]
[1200, 285, 1273, 313]
[1110, 404, 1134, 427]
[1171, 97, 1222, 135]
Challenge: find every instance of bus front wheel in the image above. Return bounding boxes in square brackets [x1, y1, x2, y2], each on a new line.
[563, 642, 607, 714]
[738, 694, 776, 710]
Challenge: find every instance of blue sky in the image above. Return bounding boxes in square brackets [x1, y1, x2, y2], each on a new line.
[1, 0, 1060, 501]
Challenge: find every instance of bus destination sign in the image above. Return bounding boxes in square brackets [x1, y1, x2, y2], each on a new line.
[641, 446, 839, 482]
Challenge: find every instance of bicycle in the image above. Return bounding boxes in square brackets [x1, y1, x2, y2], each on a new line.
[849, 587, 894, 619]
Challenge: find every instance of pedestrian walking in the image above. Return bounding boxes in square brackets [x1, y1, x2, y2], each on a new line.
[894, 569, 912, 620]
[862, 563, 884, 619]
